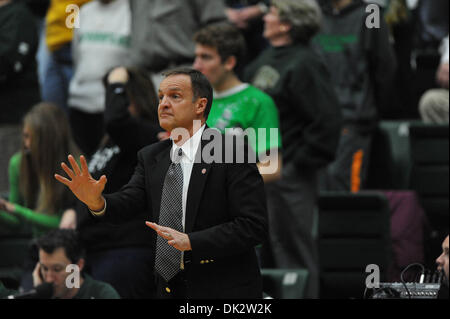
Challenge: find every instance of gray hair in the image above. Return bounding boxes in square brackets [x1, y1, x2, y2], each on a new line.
[272, 0, 323, 43]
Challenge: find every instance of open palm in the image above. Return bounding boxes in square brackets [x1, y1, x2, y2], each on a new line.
[55, 155, 107, 211]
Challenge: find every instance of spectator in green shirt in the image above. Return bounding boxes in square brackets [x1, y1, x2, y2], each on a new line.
[32, 229, 120, 299]
[0, 103, 80, 238]
[193, 23, 282, 183]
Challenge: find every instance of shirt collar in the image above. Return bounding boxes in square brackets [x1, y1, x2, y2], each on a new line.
[171, 124, 206, 162]
[214, 83, 249, 99]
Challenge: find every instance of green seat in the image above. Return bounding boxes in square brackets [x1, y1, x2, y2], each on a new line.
[261, 269, 309, 299]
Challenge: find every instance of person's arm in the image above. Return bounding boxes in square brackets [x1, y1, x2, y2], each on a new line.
[59, 208, 77, 229]
[194, 0, 227, 27]
[0, 4, 38, 85]
[11, 203, 61, 228]
[257, 151, 282, 183]
[99, 148, 149, 224]
[8, 153, 22, 205]
[55, 151, 148, 225]
[0, 210, 21, 227]
[251, 93, 283, 182]
[366, 13, 397, 113]
[104, 68, 161, 153]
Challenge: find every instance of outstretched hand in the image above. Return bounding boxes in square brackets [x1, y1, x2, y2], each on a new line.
[146, 222, 192, 252]
[55, 155, 107, 211]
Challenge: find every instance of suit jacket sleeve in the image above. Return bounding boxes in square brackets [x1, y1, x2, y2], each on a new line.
[188, 161, 268, 263]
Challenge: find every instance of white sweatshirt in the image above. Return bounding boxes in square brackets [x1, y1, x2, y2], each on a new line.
[69, 0, 131, 113]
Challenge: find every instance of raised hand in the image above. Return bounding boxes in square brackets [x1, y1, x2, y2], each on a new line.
[55, 155, 107, 211]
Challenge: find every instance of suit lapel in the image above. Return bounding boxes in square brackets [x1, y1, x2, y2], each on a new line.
[149, 140, 172, 223]
[185, 135, 211, 233]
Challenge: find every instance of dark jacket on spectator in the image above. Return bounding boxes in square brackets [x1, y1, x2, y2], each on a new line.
[313, 0, 397, 132]
[244, 43, 342, 170]
[0, 1, 40, 124]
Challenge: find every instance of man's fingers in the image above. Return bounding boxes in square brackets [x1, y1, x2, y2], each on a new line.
[80, 155, 91, 177]
[146, 222, 173, 239]
[61, 163, 75, 180]
[146, 221, 161, 230]
[68, 155, 81, 176]
[55, 174, 71, 187]
[97, 175, 107, 187]
[146, 221, 159, 231]
[168, 240, 176, 246]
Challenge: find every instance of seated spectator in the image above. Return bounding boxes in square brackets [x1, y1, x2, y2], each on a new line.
[0, 102, 79, 291]
[419, 34, 449, 124]
[68, 0, 131, 157]
[314, 0, 397, 192]
[0, 0, 40, 194]
[193, 23, 282, 183]
[32, 229, 120, 299]
[244, 0, 342, 298]
[0, 103, 79, 237]
[70, 67, 161, 298]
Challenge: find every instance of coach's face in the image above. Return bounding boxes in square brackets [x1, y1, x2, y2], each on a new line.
[158, 74, 206, 135]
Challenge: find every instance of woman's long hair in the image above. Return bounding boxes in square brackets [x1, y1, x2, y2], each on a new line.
[125, 67, 159, 122]
[19, 103, 80, 215]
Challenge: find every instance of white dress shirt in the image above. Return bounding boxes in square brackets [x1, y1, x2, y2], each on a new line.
[170, 124, 205, 231]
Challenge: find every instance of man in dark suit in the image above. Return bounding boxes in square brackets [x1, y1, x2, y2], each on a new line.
[55, 68, 268, 299]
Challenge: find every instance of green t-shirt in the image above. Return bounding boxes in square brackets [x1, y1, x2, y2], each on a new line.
[73, 275, 120, 299]
[206, 84, 281, 158]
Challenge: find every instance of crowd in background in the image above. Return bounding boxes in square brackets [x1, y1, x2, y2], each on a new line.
[0, 0, 448, 299]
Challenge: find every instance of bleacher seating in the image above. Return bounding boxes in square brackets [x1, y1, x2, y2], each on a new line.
[367, 120, 421, 190]
[317, 192, 392, 299]
[408, 123, 449, 267]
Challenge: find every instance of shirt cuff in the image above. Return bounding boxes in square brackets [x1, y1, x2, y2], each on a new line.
[89, 201, 106, 217]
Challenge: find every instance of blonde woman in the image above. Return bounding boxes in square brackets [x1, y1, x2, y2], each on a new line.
[0, 103, 80, 237]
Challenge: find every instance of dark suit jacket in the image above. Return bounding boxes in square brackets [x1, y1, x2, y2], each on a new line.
[101, 130, 268, 298]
